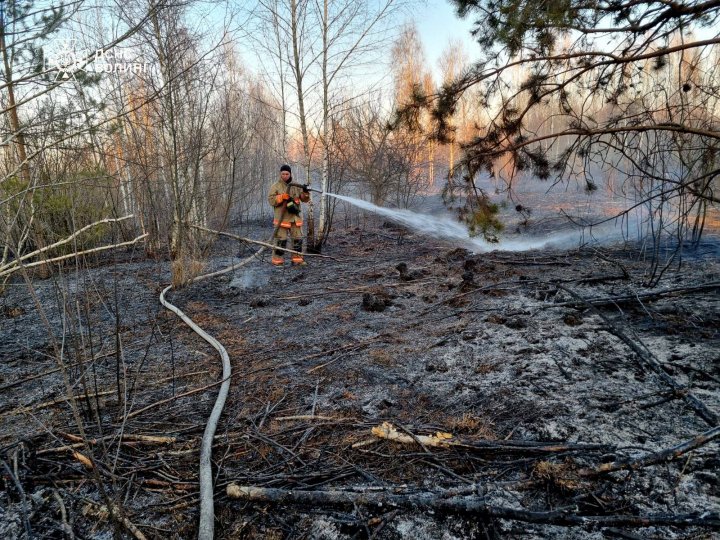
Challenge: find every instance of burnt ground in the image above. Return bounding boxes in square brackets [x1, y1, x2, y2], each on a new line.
[0, 220, 719, 539]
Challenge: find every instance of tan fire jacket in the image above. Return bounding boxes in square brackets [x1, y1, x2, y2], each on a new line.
[268, 180, 310, 229]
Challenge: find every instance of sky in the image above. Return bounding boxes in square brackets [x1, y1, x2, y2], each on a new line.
[23, 0, 488, 117]
[414, 0, 482, 79]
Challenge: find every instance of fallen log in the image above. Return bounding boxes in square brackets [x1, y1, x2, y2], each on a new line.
[60, 432, 175, 444]
[225, 484, 720, 529]
[0, 233, 148, 279]
[188, 223, 337, 261]
[0, 215, 136, 277]
[37, 433, 176, 455]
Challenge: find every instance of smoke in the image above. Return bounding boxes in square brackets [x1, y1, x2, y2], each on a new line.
[230, 268, 269, 290]
[326, 192, 629, 253]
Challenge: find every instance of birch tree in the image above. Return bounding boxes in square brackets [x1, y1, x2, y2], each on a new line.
[246, 0, 402, 250]
[313, 0, 401, 246]
[144, 2, 231, 283]
[438, 40, 470, 178]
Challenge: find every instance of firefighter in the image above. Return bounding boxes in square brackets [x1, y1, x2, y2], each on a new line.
[268, 164, 310, 266]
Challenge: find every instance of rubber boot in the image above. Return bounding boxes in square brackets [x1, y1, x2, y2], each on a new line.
[291, 240, 306, 266]
[272, 239, 286, 266]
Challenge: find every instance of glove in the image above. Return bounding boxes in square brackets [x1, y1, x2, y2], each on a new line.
[286, 198, 301, 215]
[275, 193, 291, 205]
[302, 184, 310, 193]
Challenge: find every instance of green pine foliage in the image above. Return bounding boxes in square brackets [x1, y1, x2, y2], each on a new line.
[1, 169, 116, 255]
[409, 0, 720, 254]
[3, 0, 68, 79]
[456, 0, 578, 55]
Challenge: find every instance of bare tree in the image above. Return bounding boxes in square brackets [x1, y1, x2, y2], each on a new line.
[390, 23, 437, 193]
[337, 95, 426, 207]
[313, 0, 401, 246]
[132, 1, 233, 284]
[246, 0, 403, 249]
[208, 45, 286, 230]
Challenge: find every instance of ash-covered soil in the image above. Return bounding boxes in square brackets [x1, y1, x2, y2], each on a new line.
[1, 221, 718, 539]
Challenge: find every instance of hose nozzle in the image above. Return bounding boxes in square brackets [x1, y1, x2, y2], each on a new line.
[289, 182, 323, 194]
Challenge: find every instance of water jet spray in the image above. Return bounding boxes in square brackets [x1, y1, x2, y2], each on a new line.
[322, 192, 624, 254]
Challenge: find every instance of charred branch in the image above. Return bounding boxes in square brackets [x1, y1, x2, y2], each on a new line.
[582, 425, 720, 476]
[226, 484, 720, 528]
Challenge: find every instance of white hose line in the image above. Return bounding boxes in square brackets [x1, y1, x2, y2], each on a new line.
[160, 285, 231, 540]
[159, 247, 265, 540]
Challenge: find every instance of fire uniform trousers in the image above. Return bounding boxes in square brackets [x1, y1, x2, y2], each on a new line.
[268, 180, 310, 265]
